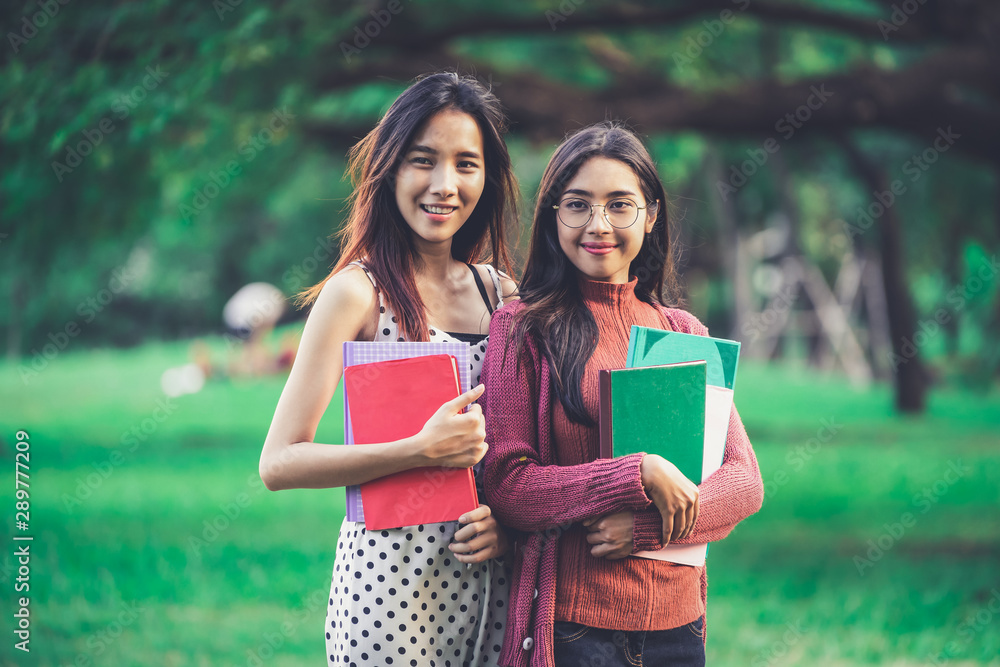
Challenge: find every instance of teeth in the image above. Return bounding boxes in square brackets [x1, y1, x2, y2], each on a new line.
[424, 205, 453, 214]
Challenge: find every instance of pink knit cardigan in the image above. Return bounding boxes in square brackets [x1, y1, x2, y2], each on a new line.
[481, 299, 765, 667]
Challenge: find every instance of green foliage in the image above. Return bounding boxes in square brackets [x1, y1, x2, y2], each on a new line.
[1, 0, 996, 391]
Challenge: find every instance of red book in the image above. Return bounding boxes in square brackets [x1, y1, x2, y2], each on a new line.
[343, 354, 479, 530]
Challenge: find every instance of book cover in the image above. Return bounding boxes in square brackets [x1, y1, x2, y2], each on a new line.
[342, 341, 473, 525]
[627, 326, 740, 391]
[625, 326, 741, 565]
[598, 362, 707, 485]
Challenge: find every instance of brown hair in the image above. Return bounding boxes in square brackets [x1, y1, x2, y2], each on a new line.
[296, 72, 518, 341]
[512, 122, 680, 424]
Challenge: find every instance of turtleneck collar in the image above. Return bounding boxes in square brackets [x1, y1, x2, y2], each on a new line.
[579, 275, 641, 306]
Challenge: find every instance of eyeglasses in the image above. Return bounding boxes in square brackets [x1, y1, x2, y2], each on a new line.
[552, 197, 650, 229]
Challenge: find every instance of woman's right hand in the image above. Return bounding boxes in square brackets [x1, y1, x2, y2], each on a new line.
[640, 454, 700, 544]
[415, 384, 488, 468]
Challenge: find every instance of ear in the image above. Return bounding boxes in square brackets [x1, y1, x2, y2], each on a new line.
[644, 200, 659, 234]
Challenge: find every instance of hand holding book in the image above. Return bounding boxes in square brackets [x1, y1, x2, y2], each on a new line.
[414, 384, 488, 469]
[640, 454, 700, 544]
[583, 511, 635, 560]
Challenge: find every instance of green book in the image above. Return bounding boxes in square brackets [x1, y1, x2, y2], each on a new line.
[598, 361, 707, 485]
[626, 325, 740, 391]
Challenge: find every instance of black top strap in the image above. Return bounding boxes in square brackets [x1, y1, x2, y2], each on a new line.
[466, 263, 494, 315]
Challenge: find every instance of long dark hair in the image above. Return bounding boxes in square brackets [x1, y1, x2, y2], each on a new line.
[512, 122, 680, 425]
[297, 72, 518, 341]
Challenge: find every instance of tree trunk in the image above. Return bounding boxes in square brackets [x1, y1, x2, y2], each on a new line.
[841, 139, 929, 413]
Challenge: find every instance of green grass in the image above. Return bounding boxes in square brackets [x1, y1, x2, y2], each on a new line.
[1, 333, 998, 666]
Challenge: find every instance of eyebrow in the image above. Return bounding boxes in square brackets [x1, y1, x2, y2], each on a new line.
[563, 188, 639, 198]
[408, 144, 482, 160]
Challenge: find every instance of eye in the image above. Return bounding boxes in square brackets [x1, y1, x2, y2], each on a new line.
[410, 156, 432, 166]
[608, 199, 635, 211]
[562, 198, 589, 210]
[458, 160, 480, 170]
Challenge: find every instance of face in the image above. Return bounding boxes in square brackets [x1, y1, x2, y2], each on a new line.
[555, 156, 657, 283]
[394, 108, 486, 251]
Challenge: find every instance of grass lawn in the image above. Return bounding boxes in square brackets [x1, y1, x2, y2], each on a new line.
[1, 331, 998, 666]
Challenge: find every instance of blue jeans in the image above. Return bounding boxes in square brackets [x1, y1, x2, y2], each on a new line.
[553, 617, 706, 667]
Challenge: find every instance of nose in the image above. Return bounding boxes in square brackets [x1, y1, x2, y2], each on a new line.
[429, 164, 458, 199]
[584, 204, 613, 234]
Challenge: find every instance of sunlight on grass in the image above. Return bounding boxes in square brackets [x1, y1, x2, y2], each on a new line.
[1, 333, 998, 665]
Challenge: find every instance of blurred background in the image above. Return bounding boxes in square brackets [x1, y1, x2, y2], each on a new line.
[1, 0, 998, 664]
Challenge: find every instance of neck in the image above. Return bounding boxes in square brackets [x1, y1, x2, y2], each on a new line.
[413, 239, 460, 282]
[578, 274, 639, 304]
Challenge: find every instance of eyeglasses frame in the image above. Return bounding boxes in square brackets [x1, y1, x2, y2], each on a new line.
[551, 196, 653, 229]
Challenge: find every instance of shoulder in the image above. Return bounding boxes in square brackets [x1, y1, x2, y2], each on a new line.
[473, 263, 519, 303]
[659, 306, 710, 337]
[492, 298, 526, 323]
[309, 265, 379, 335]
[486, 300, 527, 347]
[496, 269, 519, 301]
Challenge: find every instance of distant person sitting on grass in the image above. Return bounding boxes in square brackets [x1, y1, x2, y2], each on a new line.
[222, 282, 287, 377]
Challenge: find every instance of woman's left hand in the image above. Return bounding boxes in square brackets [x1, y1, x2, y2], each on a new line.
[449, 504, 510, 563]
[583, 511, 634, 560]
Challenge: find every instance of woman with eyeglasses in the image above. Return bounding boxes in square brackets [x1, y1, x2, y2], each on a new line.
[480, 122, 764, 667]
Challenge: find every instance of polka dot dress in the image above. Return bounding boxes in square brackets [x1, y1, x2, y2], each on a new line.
[325, 262, 509, 666]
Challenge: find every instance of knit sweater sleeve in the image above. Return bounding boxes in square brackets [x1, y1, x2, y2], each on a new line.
[632, 309, 764, 552]
[482, 304, 654, 533]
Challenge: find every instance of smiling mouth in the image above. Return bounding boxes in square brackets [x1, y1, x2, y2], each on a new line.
[581, 243, 618, 249]
[420, 204, 457, 215]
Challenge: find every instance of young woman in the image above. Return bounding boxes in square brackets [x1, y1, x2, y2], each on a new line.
[259, 72, 518, 666]
[481, 123, 764, 667]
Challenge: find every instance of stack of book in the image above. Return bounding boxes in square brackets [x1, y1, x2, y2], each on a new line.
[599, 326, 741, 566]
[342, 342, 479, 531]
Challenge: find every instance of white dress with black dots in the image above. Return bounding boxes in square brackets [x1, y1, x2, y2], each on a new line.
[325, 262, 510, 667]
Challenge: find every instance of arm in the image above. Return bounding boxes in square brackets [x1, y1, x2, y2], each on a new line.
[258, 266, 487, 491]
[630, 309, 765, 551]
[633, 404, 763, 550]
[481, 307, 653, 533]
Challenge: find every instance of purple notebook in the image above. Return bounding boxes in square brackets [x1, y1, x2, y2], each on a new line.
[343, 341, 472, 523]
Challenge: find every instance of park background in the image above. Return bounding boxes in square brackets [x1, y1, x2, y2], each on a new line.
[1, 0, 998, 664]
